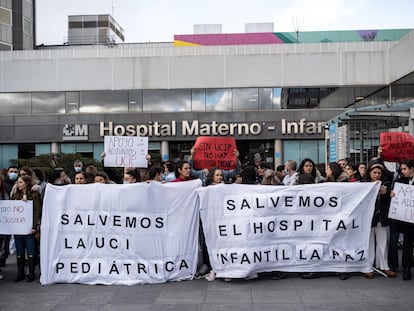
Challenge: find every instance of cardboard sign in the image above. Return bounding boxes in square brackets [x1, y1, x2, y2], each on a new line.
[380, 132, 414, 162]
[0, 200, 33, 235]
[193, 136, 237, 170]
[104, 136, 148, 168]
[389, 182, 414, 224]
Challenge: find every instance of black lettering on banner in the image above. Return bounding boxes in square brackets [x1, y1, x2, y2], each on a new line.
[226, 199, 236, 210]
[269, 196, 280, 208]
[61, 214, 69, 225]
[357, 250, 365, 261]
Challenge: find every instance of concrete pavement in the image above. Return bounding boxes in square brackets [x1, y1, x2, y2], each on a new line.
[0, 256, 413, 311]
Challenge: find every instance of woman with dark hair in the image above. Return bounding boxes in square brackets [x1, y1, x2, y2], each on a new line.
[358, 163, 367, 179]
[94, 171, 111, 184]
[326, 162, 349, 182]
[74, 171, 88, 184]
[294, 158, 324, 184]
[391, 159, 414, 280]
[146, 166, 164, 182]
[363, 163, 396, 279]
[240, 166, 257, 184]
[11, 175, 42, 282]
[172, 161, 193, 182]
[325, 161, 350, 280]
[122, 170, 139, 184]
[205, 167, 224, 186]
[345, 162, 362, 182]
[202, 167, 224, 281]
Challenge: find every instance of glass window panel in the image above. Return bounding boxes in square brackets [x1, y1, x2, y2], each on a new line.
[272, 88, 281, 109]
[0, 7, 11, 25]
[23, 17, 32, 35]
[233, 88, 258, 110]
[32, 92, 65, 114]
[148, 142, 160, 150]
[283, 140, 300, 165]
[191, 89, 205, 111]
[66, 92, 79, 113]
[143, 90, 191, 112]
[258, 88, 273, 110]
[97, 20, 109, 27]
[76, 143, 93, 153]
[0, 144, 18, 169]
[35, 144, 50, 156]
[61, 144, 76, 154]
[68, 21, 82, 29]
[128, 90, 142, 112]
[283, 140, 325, 166]
[80, 90, 128, 113]
[84, 21, 97, 28]
[206, 89, 231, 111]
[0, 93, 30, 114]
[318, 140, 326, 165]
[301, 140, 319, 164]
[93, 143, 104, 161]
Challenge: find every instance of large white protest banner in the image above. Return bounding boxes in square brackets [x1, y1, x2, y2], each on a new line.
[40, 180, 201, 285]
[104, 136, 148, 168]
[0, 200, 32, 235]
[389, 182, 414, 224]
[198, 182, 380, 278]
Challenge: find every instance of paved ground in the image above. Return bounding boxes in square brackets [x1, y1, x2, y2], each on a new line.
[0, 256, 413, 311]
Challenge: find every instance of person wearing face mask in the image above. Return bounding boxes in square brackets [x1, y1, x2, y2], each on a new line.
[0, 165, 19, 268]
[69, 159, 84, 183]
[48, 168, 71, 186]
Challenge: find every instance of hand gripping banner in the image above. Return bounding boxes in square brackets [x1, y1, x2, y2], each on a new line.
[198, 182, 380, 278]
[40, 180, 201, 285]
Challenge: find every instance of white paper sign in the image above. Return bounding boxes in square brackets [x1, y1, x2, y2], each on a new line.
[104, 136, 148, 168]
[389, 182, 414, 224]
[0, 200, 33, 235]
[40, 180, 201, 285]
[198, 182, 380, 278]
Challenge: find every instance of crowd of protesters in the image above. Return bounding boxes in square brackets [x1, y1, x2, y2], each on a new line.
[0, 145, 413, 284]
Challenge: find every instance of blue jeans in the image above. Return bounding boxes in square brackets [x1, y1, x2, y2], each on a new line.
[14, 234, 35, 257]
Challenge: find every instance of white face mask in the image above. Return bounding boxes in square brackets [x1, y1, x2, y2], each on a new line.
[8, 172, 18, 181]
[123, 180, 130, 184]
[74, 167, 82, 172]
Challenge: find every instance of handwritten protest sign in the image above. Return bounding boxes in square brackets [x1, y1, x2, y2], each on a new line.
[380, 132, 414, 162]
[193, 136, 237, 170]
[0, 200, 33, 235]
[389, 182, 414, 224]
[104, 136, 148, 168]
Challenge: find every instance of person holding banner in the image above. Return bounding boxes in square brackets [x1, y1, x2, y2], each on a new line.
[203, 167, 224, 281]
[345, 163, 362, 182]
[363, 163, 396, 279]
[172, 161, 194, 182]
[11, 175, 42, 282]
[74, 171, 88, 184]
[293, 158, 324, 185]
[391, 159, 414, 280]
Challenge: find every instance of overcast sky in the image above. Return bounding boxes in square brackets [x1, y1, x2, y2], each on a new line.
[36, 0, 414, 45]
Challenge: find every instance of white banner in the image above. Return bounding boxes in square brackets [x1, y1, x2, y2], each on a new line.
[0, 200, 32, 235]
[198, 182, 380, 278]
[104, 136, 148, 168]
[40, 180, 201, 285]
[389, 182, 414, 224]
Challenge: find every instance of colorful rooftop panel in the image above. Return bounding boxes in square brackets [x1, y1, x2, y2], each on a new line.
[174, 29, 412, 46]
